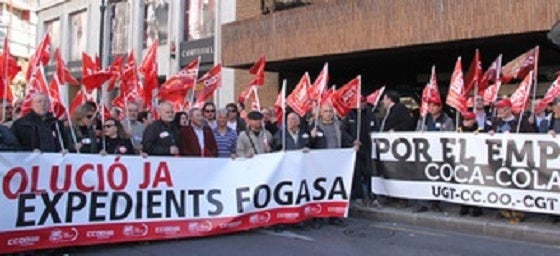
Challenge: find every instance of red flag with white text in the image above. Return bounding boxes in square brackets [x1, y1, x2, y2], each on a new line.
[510, 71, 533, 115]
[479, 54, 502, 94]
[482, 82, 499, 106]
[248, 55, 266, 87]
[446, 57, 467, 113]
[535, 75, 560, 113]
[331, 76, 360, 117]
[55, 48, 80, 85]
[159, 57, 199, 98]
[308, 63, 329, 101]
[25, 33, 51, 81]
[501, 47, 537, 84]
[420, 66, 441, 117]
[194, 63, 222, 104]
[286, 72, 312, 117]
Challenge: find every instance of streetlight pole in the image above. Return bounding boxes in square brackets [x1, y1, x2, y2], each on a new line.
[99, 0, 106, 69]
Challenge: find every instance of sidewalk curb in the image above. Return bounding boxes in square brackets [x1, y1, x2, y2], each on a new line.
[349, 206, 560, 245]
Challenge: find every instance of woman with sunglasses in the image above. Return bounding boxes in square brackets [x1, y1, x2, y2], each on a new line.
[100, 118, 135, 155]
[67, 104, 99, 153]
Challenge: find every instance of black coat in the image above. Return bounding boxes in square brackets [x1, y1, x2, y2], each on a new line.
[104, 137, 135, 155]
[380, 103, 414, 131]
[341, 108, 377, 158]
[0, 124, 20, 151]
[141, 120, 180, 155]
[11, 111, 64, 152]
[273, 128, 311, 151]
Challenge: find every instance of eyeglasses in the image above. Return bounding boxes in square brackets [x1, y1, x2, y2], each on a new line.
[204, 109, 215, 113]
[227, 109, 237, 113]
[104, 124, 115, 128]
[86, 114, 94, 119]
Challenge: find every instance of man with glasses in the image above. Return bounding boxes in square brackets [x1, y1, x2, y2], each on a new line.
[226, 102, 246, 134]
[202, 102, 217, 129]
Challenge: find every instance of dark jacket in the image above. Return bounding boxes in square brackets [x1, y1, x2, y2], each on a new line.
[273, 128, 311, 151]
[178, 125, 218, 157]
[104, 137, 135, 155]
[66, 125, 98, 154]
[341, 108, 377, 158]
[142, 120, 180, 156]
[491, 113, 536, 133]
[380, 103, 414, 131]
[0, 124, 20, 151]
[11, 111, 64, 152]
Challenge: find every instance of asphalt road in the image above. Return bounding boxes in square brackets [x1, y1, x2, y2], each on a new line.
[65, 218, 558, 256]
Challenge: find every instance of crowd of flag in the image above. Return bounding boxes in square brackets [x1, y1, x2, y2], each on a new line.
[0, 32, 557, 123]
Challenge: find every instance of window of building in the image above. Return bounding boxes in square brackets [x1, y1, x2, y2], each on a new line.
[44, 18, 60, 59]
[184, 0, 215, 41]
[143, 0, 168, 48]
[69, 10, 87, 61]
[110, 1, 130, 55]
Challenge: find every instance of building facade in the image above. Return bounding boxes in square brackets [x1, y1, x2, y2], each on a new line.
[35, 0, 236, 107]
[0, 0, 38, 98]
[223, 0, 560, 108]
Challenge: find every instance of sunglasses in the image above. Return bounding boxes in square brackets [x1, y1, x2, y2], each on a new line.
[227, 109, 237, 113]
[205, 109, 215, 113]
[86, 114, 94, 119]
[104, 124, 115, 128]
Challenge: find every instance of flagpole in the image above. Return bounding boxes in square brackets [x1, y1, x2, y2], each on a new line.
[530, 46, 540, 115]
[2, 38, 8, 124]
[281, 79, 287, 152]
[252, 86, 261, 111]
[491, 55, 503, 118]
[356, 76, 362, 143]
[516, 71, 533, 133]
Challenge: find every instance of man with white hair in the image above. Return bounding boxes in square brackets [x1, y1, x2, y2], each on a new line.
[12, 93, 64, 152]
[142, 101, 180, 156]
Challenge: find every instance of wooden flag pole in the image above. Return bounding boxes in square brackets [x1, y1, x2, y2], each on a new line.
[356, 76, 362, 143]
[281, 79, 287, 152]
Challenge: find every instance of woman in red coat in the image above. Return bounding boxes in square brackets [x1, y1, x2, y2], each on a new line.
[179, 108, 218, 157]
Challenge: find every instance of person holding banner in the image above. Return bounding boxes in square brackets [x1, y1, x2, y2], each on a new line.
[236, 110, 272, 158]
[66, 104, 99, 154]
[272, 112, 311, 151]
[203, 102, 218, 129]
[142, 101, 180, 156]
[12, 93, 65, 153]
[379, 90, 415, 132]
[100, 117, 135, 155]
[310, 104, 342, 149]
[414, 95, 454, 213]
[213, 108, 238, 158]
[122, 102, 145, 153]
[178, 108, 218, 157]
[341, 96, 380, 208]
[473, 96, 492, 132]
[546, 97, 560, 135]
[458, 112, 483, 217]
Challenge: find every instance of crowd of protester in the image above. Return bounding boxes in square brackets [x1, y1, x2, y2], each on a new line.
[0, 89, 555, 226]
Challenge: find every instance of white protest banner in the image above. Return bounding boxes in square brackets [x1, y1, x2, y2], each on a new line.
[0, 149, 355, 253]
[372, 132, 560, 214]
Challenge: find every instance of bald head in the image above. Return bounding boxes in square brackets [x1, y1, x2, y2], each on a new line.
[31, 93, 50, 116]
[158, 101, 174, 122]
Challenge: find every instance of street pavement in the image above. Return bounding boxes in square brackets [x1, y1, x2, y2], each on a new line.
[60, 217, 558, 256]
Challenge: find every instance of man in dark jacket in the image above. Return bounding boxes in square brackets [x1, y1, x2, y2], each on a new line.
[12, 93, 64, 152]
[379, 90, 414, 131]
[179, 108, 218, 157]
[142, 101, 180, 156]
[273, 112, 310, 151]
[341, 97, 380, 207]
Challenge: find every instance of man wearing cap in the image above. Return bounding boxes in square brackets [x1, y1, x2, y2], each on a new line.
[414, 95, 454, 213]
[490, 98, 534, 223]
[416, 96, 454, 132]
[236, 110, 273, 158]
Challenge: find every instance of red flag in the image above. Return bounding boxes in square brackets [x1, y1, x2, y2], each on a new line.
[308, 63, 328, 102]
[248, 55, 266, 86]
[107, 55, 124, 91]
[501, 47, 537, 84]
[82, 52, 100, 77]
[1, 38, 17, 102]
[25, 33, 51, 81]
[48, 75, 65, 118]
[69, 90, 90, 117]
[464, 49, 483, 96]
[54, 48, 80, 85]
[194, 63, 222, 104]
[159, 57, 199, 98]
[286, 72, 312, 117]
[1, 38, 21, 82]
[446, 57, 467, 113]
[139, 40, 158, 77]
[420, 66, 440, 117]
[238, 85, 253, 104]
[320, 85, 335, 106]
[535, 75, 560, 113]
[273, 89, 283, 125]
[510, 71, 533, 115]
[479, 54, 502, 94]
[28, 66, 49, 94]
[82, 71, 113, 93]
[366, 86, 385, 106]
[331, 76, 360, 117]
[482, 83, 499, 106]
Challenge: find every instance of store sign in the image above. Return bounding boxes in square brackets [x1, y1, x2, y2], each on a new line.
[179, 37, 214, 67]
